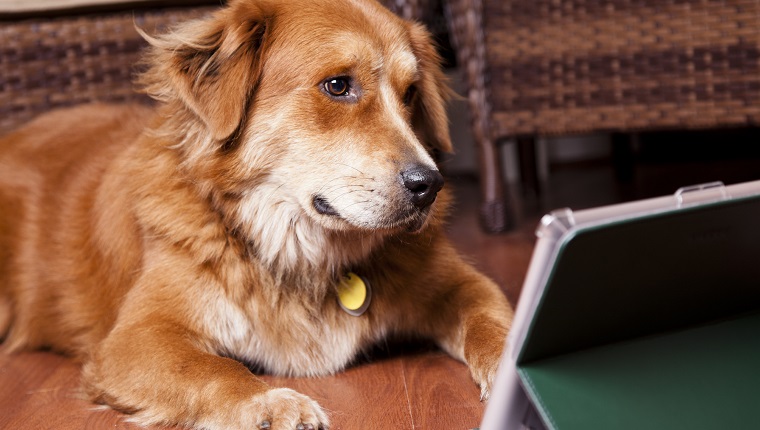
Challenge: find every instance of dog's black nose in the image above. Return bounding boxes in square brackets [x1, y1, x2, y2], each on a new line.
[401, 165, 444, 209]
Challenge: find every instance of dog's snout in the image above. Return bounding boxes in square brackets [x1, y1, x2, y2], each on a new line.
[401, 165, 444, 209]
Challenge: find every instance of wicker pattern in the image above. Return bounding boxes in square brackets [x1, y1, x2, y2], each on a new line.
[0, 0, 426, 135]
[446, 0, 760, 232]
[450, 0, 760, 139]
[386, 0, 426, 20]
[0, 6, 218, 134]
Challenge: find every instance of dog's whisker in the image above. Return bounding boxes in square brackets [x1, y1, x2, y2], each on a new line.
[334, 162, 365, 175]
[315, 182, 370, 201]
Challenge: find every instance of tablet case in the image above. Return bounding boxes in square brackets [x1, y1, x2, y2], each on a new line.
[481, 180, 760, 430]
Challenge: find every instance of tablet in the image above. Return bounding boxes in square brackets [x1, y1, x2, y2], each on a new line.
[480, 180, 760, 430]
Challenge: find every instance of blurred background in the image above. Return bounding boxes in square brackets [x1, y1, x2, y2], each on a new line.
[2, 0, 759, 235]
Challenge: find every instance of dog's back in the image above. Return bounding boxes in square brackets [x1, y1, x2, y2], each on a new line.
[0, 104, 152, 355]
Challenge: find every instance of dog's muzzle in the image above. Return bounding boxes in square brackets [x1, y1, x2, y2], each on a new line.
[310, 164, 443, 231]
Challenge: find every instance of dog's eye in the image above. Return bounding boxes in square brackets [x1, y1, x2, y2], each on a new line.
[324, 78, 350, 97]
[403, 85, 417, 106]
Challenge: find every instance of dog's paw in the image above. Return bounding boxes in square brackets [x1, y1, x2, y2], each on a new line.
[469, 354, 500, 401]
[239, 388, 329, 430]
[200, 387, 329, 429]
[462, 315, 509, 402]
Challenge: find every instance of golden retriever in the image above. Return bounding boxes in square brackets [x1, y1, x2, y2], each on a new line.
[0, 0, 513, 428]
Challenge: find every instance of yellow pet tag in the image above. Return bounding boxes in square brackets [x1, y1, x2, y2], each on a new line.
[337, 272, 371, 317]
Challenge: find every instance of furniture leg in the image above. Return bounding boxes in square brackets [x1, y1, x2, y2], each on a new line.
[476, 136, 514, 233]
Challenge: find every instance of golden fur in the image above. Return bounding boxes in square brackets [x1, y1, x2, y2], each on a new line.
[0, 0, 513, 428]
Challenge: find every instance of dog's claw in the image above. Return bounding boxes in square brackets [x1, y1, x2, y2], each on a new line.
[480, 385, 491, 402]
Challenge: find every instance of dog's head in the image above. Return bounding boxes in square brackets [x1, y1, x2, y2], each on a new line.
[140, 0, 452, 266]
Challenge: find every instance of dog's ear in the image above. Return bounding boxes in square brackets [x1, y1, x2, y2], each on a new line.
[138, 3, 270, 141]
[408, 23, 454, 155]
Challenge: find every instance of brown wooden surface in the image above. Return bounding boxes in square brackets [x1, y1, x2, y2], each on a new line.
[0, 178, 537, 430]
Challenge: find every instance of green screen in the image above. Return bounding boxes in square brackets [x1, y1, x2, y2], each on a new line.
[516, 195, 760, 430]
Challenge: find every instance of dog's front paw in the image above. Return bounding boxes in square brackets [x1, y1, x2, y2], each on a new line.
[469, 351, 501, 401]
[234, 388, 329, 430]
[463, 316, 508, 401]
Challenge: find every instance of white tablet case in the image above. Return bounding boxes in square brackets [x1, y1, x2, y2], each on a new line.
[480, 180, 760, 430]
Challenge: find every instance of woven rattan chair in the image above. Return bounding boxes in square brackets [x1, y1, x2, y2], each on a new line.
[0, 4, 214, 134]
[0, 0, 432, 134]
[446, 0, 760, 232]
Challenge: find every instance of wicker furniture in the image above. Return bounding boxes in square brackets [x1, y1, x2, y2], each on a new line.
[0, 0, 432, 134]
[446, 0, 760, 232]
[0, 5, 215, 134]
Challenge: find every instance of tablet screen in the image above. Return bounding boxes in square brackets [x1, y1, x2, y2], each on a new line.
[518, 195, 760, 364]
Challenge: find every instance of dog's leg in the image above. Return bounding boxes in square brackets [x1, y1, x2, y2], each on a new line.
[82, 309, 328, 430]
[438, 269, 513, 400]
[449, 284, 512, 400]
[403, 245, 514, 401]
[459, 303, 512, 401]
[84, 319, 329, 430]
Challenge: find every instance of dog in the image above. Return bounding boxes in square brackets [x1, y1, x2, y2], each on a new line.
[0, 0, 513, 428]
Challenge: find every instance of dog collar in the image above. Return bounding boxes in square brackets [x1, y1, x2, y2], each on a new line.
[337, 272, 371, 317]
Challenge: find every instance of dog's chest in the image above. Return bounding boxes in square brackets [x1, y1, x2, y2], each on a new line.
[200, 291, 368, 377]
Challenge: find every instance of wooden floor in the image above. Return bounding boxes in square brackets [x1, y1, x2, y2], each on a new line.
[0, 178, 539, 430]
